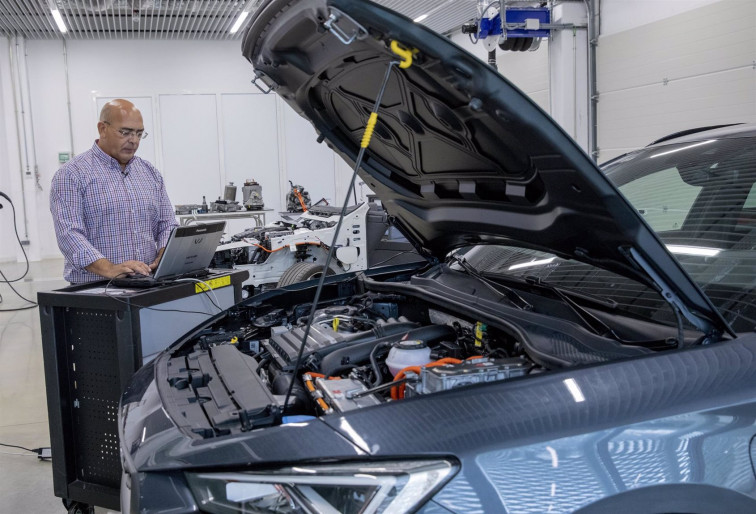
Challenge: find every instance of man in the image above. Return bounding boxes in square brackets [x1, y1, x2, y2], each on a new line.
[50, 99, 177, 283]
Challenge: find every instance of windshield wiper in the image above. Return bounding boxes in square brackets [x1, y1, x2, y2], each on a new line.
[523, 275, 620, 339]
[448, 256, 532, 310]
[521, 275, 679, 348]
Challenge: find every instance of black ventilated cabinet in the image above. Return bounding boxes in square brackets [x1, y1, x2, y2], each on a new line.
[38, 271, 248, 512]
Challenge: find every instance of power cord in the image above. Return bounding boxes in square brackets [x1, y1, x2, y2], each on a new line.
[0, 442, 51, 460]
[0, 191, 38, 311]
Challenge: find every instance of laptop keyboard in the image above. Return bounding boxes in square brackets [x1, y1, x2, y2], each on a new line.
[111, 269, 211, 289]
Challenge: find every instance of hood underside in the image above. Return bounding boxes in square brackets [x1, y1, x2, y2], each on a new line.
[242, 0, 731, 335]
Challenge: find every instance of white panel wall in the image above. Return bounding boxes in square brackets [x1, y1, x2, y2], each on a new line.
[597, 0, 756, 161]
[159, 93, 222, 204]
[601, 0, 723, 36]
[220, 93, 281, 233]
[0, 37, 23, 264]
[282, 106, 337, 207]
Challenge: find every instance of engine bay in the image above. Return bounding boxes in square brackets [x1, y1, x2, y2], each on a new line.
[162, 289, 537, 438]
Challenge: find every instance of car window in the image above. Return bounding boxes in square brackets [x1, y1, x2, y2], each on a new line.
[465, 135, 756, 333]
[745, 183, 756, 208]
[619, 166, 701, 232]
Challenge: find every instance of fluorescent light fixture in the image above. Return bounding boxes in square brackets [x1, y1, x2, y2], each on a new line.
[51, 8, 68, 33]
[666, 245, 721, 257]
[414, 14, 429, 23]
[563, 378, 585, 403]
[650, 139, 715, 159]
[508, 257, 556, 271]
[230, 10, 249, 34]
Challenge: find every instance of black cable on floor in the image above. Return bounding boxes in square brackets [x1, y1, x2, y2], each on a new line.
[0, 442, 35, 453]
[0, 191, 38, 311]
[0, 442, 51, 460]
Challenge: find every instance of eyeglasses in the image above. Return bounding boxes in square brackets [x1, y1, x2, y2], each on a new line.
[103, 121, 148, 140]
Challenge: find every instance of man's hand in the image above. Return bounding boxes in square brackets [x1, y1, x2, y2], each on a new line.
[86, 258, 152, 279]
[149, 247, 167, 271]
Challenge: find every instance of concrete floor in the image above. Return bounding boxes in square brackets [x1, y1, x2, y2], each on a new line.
[0, 258, 117, 514]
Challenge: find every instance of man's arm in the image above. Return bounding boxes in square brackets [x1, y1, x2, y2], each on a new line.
[50, 168, 107, 271]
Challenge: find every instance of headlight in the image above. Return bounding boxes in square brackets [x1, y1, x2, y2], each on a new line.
[185, 459, 456, 514]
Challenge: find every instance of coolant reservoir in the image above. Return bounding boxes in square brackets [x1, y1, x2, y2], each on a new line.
[386, 340, 432, 376]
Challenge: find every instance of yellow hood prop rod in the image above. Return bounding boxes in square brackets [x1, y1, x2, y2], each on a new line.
[361, 40, 415, 148]
[283, 39, 418, 412]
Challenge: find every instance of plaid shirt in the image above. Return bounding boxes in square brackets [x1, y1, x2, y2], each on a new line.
[50, 141, 177, 283]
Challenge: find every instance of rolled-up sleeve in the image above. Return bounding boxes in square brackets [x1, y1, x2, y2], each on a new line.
[50, 167, 105, 269]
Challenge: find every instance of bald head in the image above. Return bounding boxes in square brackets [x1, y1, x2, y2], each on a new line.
[97, 99, 144, 168]
[99, 99, 140, 123]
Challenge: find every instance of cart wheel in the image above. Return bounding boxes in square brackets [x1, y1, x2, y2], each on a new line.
[63, 499, 94, 514]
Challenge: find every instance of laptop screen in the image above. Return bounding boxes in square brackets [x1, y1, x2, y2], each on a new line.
[153, 221, 226, 280]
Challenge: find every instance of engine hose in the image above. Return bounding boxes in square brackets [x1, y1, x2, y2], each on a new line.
[369, 342, 393, 387]
[269, 367, 309, 414]
[400, 324, 457, 344]
[302, 374, 332, 414]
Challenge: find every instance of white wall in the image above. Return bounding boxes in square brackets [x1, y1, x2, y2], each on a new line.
[0, 38, 341, 263]
[600, 0, 723, 36]
[0, 37, 21, 263]
[596, 0, 756, 161]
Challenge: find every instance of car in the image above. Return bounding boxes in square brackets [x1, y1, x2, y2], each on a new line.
[211, 196, 422, 293]
[118, 1, 756, 513]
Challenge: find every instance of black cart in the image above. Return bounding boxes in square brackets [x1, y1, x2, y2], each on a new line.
[38, 270, 248, 513]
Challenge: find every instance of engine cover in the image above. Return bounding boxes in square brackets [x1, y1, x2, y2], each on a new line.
[261, 309, 415, 372]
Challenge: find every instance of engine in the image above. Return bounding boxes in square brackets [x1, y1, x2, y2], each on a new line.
[182, 292, 534, 422]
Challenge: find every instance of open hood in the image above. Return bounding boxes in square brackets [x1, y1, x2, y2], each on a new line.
[242, 0, 732, 337]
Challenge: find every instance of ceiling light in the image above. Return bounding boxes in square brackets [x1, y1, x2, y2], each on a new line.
[414, 14, 429, 23]
[49, 2, 68, 34]
[230, 10, 250, 34]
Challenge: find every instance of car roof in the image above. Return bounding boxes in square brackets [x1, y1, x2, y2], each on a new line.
[650, 123, 756, 147]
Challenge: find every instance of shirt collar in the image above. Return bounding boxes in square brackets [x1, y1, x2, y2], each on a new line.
[92, 140, 133, 174]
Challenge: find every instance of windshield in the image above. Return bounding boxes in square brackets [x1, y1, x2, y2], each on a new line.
[462, 134, 756, 332]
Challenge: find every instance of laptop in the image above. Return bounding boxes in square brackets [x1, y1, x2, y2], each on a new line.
[111, 221, 226, 288]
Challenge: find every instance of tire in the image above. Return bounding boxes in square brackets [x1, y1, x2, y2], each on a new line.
[499, 38, 515, 51]
[276, 262, 336, 287]
[65, 502, 94, 514]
